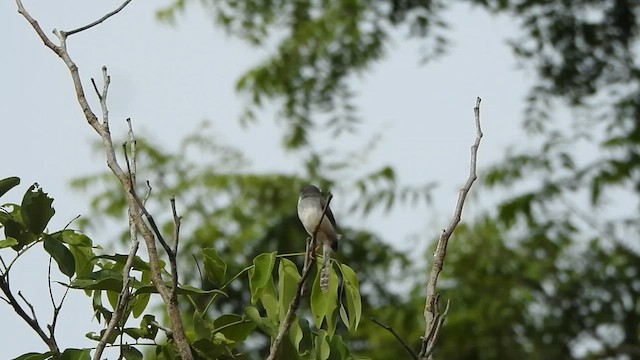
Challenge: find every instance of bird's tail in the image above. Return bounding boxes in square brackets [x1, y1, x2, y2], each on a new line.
[320, 244, 331, 293]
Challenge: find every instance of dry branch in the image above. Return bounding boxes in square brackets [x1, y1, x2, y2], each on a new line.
[15, 1, 193, 358]
[419, 97, 484, 359]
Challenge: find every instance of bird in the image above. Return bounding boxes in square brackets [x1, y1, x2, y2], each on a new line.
[297, 185, 340, 293]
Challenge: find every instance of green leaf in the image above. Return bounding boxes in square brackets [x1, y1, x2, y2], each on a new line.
[96, 254, 150, 271]
[121, 345, 143, 360]
[202, 247, 227, 285]
[213, 314, 257, 343]
[12, 352, 55, 360]
[328, 336, 351, 360]
[315, 329, 331, 360]
[0, 177, 20, 198]
[71, 269, 123, 291]
[339, 264, 362, 331]
[4, 218, 35, 250]
[140, 314, 159, 339]
[248, 251, 276, 303]
[43, 234, 75, 278]
[58, 348, 90, 360]
[134, 284, 226, 296]
[311, 261, 328, 329]
[54, 230, 93, 247]
[21, 184, 55, 234]
[192, 338, 225, 359]
[278, 258, 301, 322]
[68, 244, 96, 279]
[0, 237, 18, 249]
[130, 292, 150, 318]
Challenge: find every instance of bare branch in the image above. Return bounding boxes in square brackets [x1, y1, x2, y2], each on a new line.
[169, 196, 181, 299]
[16, 2, 193, 358]
[63, 0, 133, 37]
[94, 121, 141, 360]
[419, 98, 483, 359]
[371, 317, 418, 359]
[0, 277, 60, 353]
[150, 320, 174, 338]
[267, 194, 334, 360]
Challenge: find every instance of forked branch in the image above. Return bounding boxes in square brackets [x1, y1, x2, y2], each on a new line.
[419, 97, 484, 359]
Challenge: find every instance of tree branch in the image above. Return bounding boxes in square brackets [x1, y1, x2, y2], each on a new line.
[93, 121, 141, 360]
[371, 317, 418, 359]
[16, 2, 193, 359]
[62, 0, 133, 37]
[267, 193, 333, 360]
[419, 97, 483, 359]
[0, 276, 59, 353]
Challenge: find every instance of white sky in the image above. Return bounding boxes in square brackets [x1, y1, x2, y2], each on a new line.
[1, 1, 531, 358]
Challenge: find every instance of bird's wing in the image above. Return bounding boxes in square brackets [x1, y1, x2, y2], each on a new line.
[320, 196, 338, 229]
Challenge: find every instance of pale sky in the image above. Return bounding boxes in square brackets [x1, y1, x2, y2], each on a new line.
[2, 1, 530, 358]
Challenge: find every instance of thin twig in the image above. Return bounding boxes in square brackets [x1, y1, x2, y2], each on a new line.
[94, 121, 141, 360]
[0, 277, 58, 352]
[169, 196, 181, 299]
[150, 320, 174, 338]
[63, 214, 81, 230]
[419, 98, 483, 359]
[63, 0, 134, 37]
[371, 317, 418, 359]
[267, 194, 333, 360]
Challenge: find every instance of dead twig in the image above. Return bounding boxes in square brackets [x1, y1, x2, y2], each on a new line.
[419, 97, 483, 359]
[371, 317, 418, 359]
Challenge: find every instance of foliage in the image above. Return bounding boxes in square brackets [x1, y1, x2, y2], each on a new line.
[69, 123, 432, 357]
[0, 177, 367, 359]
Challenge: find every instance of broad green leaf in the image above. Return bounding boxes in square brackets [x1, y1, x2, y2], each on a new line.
[69, 244, 96, 279]
[324, 265, 340, 337]
[0, 177, 20, 198]
[135, 284, 226, 296]
[192, 338, 224, 359]
[58, 348, 90, 360]
[43, 234, 75, 278]
[130, 292, 150, 318]
[71, 269, 123, 291]
[310, 261, 328, 329]
[154, 343, 176, 360]
[12, 352, 54, 360]
[21, 184, 55, 234]
[213, 314, 256, 343]
[96, 254, 150, 271]
[260, 276, 279, 323]
[54, 230, 93, 247]
[106, 290, 119, 310]
[248, 251, 276, 303]
[123, 327, 147, 340]
[121, 345, 143, 360]
[289, 317, 304, 354]
[278, 258, 301, 322]
[339, 264, 362, 331]
[202, 247, 227, 285]
[315, 329, 330, 360]
[328, 336, 351, 360]
[193, 310, 212, 340]
[0, 237, 18, 249]
[4, 218, 35, 250]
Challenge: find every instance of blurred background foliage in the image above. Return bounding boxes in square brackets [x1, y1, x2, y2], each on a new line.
[72, 0, 640, 358]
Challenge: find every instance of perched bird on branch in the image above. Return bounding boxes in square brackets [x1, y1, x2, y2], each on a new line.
[297, 185, 340, 293]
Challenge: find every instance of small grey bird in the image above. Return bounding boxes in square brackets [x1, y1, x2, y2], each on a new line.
[297, 185, 340, 293]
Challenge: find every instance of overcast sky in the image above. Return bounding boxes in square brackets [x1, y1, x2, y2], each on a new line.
[1, 1, 531, 358]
